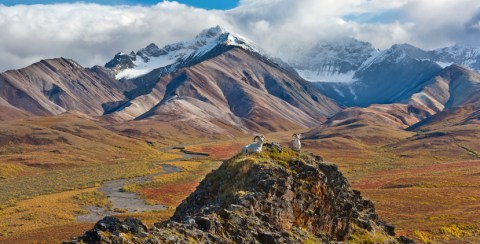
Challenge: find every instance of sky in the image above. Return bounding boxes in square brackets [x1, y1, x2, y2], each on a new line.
[0, 0, 239, 9]
[0, 0, 479, 72]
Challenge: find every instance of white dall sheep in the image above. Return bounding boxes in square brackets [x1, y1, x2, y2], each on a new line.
[292, 133, 301, 151]
[241, 135, 265, 154]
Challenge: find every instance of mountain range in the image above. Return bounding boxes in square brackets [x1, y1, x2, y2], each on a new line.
[0, 26, 479, 138]
[1, 25, 480, 243]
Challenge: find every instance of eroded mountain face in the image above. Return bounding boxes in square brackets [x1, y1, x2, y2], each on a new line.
[0, 58, 124, 117]
[108, 47, 340, 132]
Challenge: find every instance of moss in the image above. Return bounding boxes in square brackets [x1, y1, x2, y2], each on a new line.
[349, 224, 392, 244]
[440, 224, 463, 238]
[197, 146, 321, 210]
[413, 230, 435, 243]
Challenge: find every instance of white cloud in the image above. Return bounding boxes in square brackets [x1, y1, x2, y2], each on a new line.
[0, 0, 479, 72]
[473, 22, 480, 30]
[0, 2, 230, 71]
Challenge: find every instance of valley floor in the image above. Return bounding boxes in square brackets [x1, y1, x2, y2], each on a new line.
[0, 130, 479, 243]
[186, 131, 480, 243]
[0, 147, 220, 243]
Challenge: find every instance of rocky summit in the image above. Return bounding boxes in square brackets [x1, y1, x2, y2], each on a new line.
[68, 144, 406, 243]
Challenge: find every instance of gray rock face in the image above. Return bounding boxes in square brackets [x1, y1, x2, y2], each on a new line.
[105, 52, 136, 72]
[70, 144, 406, 243]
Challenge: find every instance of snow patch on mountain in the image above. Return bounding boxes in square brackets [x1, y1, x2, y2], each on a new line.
[296, 69, 355, 83]
[435, 61, 454, 68]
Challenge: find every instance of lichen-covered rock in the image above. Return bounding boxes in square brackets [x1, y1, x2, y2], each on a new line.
[66, 217, 149, 244]
[70, 144, 408, 243]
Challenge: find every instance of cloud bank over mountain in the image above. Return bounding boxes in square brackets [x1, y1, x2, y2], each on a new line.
[0, 0, 479, 72]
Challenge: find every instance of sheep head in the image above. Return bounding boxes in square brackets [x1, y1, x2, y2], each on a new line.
[254, 135, 265, 143]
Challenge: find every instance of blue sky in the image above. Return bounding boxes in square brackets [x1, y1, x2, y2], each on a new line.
[0, 0, 239, 10]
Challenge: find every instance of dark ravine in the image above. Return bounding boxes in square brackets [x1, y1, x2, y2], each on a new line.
[68, 144, 410, 243]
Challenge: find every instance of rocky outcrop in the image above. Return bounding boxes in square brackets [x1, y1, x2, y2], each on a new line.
[69, 217, 149, 243]
[69, 144, 406, 243]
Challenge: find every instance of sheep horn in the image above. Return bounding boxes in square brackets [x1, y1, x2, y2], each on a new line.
[253, 136, 261, 142]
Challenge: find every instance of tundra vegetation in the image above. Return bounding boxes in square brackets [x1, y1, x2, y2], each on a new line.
[0, 121, 478, 243]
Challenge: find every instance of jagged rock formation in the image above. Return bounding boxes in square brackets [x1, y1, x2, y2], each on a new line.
[69, 144, 404, 243]
[104, 26, 261, 80]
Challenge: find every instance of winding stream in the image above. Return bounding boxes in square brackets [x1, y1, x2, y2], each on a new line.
[76, 148, 209, 223]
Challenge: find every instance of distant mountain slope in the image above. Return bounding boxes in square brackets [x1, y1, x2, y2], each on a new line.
[0, 27, 340, 135]
[432, 44, 480, 71]
[302, 103, 427, 153]
[104, 27, 341, 133]
[287, 38, 379, 83]
[109, 47, 340, 133]
[0, 97, 31, 121]
[0, 58, 124, 117]
[295, 40, 480, 108]
[406, 65, 480, 113]
[306, 64, 480, 144]
[315, 44, 443, 107]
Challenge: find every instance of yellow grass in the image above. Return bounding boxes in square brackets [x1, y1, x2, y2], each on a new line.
[0, 188, 95, 239]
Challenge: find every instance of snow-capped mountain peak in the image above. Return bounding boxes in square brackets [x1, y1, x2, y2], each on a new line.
[433, 44, 480, 70]
[356, 43, 480, 74]
[287, 37, 379, 83]
[356, 43, 437, 73]
[106, 26, 259, 80]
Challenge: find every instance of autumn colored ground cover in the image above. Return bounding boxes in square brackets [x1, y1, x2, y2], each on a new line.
[184, 129, 480, 243]
[125, 160, 221, 208]
[0, 188, 96, 243]
[1, 120, 479, 243]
